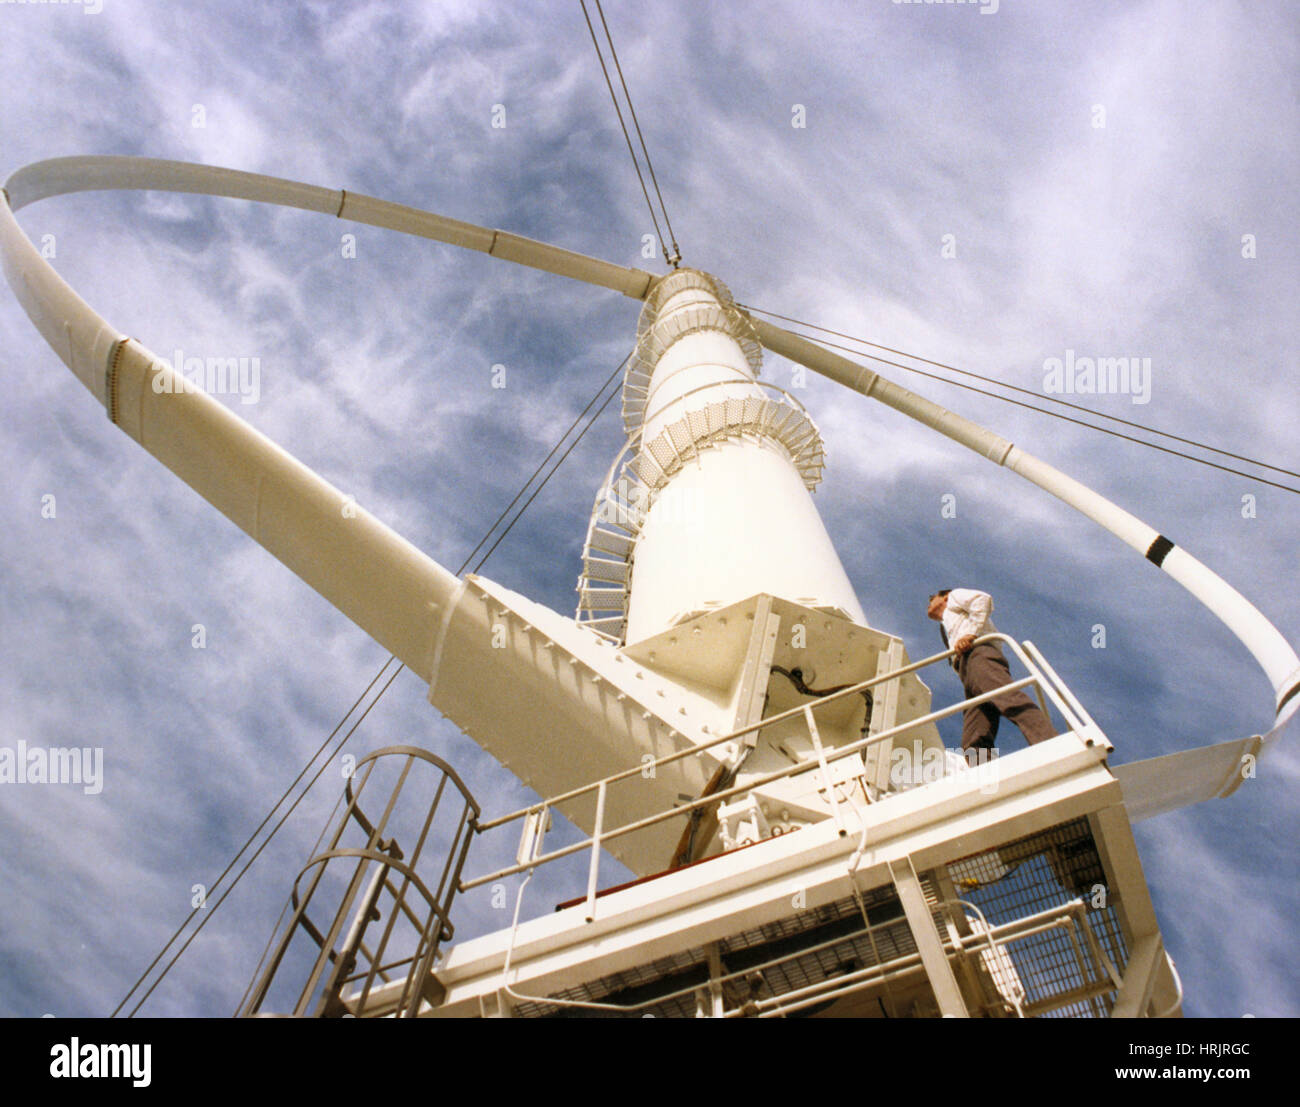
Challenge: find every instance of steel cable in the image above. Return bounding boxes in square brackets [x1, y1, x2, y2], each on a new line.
[115, 355, 630, 1015]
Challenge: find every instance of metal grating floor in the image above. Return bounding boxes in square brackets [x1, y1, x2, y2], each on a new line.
[948, 816, 1128, 1017]
[511, 817, 1128, 1018]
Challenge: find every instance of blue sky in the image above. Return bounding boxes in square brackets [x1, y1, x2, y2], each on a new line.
[0, 0, 1295, 1018]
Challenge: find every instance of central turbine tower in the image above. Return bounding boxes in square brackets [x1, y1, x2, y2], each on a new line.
[580, 269, 865, 645]
[575, 270, 947, 864]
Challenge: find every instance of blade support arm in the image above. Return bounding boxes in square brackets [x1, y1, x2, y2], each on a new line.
[0, 154, 660, 678]
[752, 318, 1300, 727]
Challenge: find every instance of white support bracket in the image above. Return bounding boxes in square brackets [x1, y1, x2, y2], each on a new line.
[889, 855, 969, 1018]
[732, 594, 780, 752]
[864, 638, 905, 795]
[1111, 933, 1163, 1018]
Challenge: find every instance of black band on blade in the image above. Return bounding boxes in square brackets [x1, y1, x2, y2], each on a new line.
[1145, 534, 1175, 566]
[1278, 681, 1300, 717]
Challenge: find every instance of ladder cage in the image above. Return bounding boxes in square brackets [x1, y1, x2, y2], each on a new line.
[241, 745, 479, 1018]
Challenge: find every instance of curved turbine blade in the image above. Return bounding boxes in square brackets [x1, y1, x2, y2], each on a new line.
[0, 154, 658, 677]
[0, 155, 699, 871]
[752, 319, 1300, 740]
[1117, 682, 1298, 820]
[1116, 736, 1261, 821]
[4, 156, 654, 304]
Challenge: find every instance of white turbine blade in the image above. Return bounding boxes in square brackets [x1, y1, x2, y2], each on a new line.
[128, 340, 462, 680]
[1, 176, 467, 679]
[1116, 736, 1260, 821]
[1118, 691, 1298, 820]
[0, 155, 663, 679]
[752, 319, 1300, 730]
[1, 155, 708, 857]
[4, 156, 655, 300]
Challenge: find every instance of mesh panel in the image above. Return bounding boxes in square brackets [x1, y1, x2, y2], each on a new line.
[511, 886, 912, 1019]
[508, 817, 1129, 1019]
[948, 817, 1128, 1018]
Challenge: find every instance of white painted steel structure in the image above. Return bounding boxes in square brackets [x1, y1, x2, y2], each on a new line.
[3, 155, 1297, 1015]
[621, 268, 864, 643]
[4, 158, 1294, 800]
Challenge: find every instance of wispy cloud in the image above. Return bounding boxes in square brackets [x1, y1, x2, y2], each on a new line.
[0, 0, 1294, 1018]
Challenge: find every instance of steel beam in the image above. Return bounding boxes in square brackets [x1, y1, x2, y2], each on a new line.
[889, 856, 968, 1018]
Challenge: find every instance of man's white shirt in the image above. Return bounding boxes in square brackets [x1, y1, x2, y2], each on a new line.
[942, 588, 999, 644]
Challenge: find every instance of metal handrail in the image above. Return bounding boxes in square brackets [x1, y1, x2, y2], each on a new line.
[494, 890, 1096, 1020]
[641, 374, 818, 435]
[952, 896, 1027, 1017]
[746, 900, 1103, 1020]
[478, 641, 948, 832]
[1021, 639, 1100, 733]
[462, 635, 1083, 893]
[464, 676, 1037, 889]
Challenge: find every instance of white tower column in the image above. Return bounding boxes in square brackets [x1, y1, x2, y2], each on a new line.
[613, 270, 866, 644]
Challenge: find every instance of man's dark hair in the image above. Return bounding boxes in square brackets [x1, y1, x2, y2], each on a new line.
[929, 589, 951, 600]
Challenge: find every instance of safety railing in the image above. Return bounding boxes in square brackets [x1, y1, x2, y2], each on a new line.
[735, 897, 1118, 1019]
[460, 634, 1093, 920]
[472, 891, 1115, 1019]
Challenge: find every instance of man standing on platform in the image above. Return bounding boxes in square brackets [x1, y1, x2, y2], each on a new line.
[926, 588, 1056, 764]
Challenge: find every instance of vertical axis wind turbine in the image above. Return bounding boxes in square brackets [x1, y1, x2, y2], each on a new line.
[3, 155, 1297, 1016]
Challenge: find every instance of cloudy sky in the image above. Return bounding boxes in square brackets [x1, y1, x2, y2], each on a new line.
[0, 0, 1295, 1019]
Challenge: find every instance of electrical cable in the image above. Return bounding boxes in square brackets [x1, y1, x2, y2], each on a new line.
[771, 665, 866, 700]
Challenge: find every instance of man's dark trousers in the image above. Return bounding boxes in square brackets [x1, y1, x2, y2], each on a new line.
[958, 643, 1057, 756]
